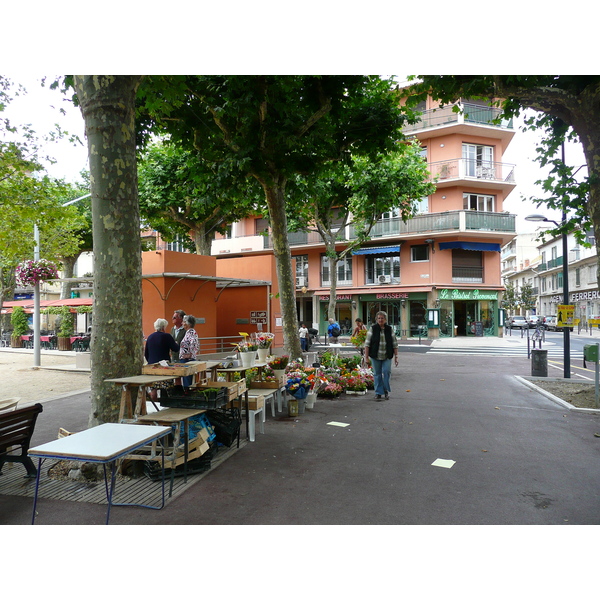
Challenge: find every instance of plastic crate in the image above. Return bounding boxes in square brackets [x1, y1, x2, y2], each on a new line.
[160, 385, 227, 409]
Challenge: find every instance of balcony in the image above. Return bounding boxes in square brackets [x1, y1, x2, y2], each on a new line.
[429, 158, 516, 192]
[403, 102, 514, 143]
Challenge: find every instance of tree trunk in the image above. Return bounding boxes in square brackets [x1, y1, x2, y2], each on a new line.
[60, 254, 78, 300]
[191, 224, 213, 255]
[73, 75, 144, 426]
[263, 179, 302, 359]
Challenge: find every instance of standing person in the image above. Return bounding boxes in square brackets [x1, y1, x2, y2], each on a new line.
[145, 318, 180, 364]
[364, 311, 399, 401]
[179, 314, 200, 390]
[327, 318, 341, 345]
[170, 309, 186, 363]
[353, 318, 367, 337]
[299, 322, 309, 352]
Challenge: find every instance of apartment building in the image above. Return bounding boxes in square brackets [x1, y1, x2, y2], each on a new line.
[212, 97, 518, 338]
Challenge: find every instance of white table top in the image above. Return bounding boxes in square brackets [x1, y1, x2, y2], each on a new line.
[28, 423, 171, 463]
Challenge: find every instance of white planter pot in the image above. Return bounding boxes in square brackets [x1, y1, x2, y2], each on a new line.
[257, 347, 270, 362]
[240, 352, 256, 368]
[306, 392, 317, 409]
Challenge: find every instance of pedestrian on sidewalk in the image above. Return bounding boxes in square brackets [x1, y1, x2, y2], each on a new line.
[364, 310, 399, 400]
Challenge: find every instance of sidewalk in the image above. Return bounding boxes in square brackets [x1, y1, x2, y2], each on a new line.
[2, 340, 599, 527]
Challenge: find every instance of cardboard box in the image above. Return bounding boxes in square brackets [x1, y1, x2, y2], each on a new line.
[233, 394, 264, 411]
[143, 361, 207, 377]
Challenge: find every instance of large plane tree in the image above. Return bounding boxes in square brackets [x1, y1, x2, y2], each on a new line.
[136, 75, 413, 357]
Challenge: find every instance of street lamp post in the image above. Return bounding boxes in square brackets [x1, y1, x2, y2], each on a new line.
[32, 193, 91, 367]
[525, 212, 570, 378]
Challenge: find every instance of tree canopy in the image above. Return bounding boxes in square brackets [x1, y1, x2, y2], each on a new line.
[408, 76, 600, 247]
[136, 75, 414, 356]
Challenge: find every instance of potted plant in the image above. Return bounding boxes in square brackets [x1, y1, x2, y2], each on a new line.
[10, 306, 30, 348]
[232, 332, 258, 367]
[253, 332, 275, 362]
[56, 306, 75, 351]
[15, 259, 59, 287]
[268, 355, 289, 383]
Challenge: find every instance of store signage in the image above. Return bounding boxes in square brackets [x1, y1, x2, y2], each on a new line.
[377, 292, 408, 299]
[438, 289, 498, 301]
[320, 295, 352, 301]
[250, 310, 267, 324]
[570, 290, 600, 301]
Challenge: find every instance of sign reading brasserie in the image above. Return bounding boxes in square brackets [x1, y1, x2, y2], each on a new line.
[438, 289, 498, 301]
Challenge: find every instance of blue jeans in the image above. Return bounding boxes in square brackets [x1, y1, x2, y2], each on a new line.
[301, 337, 308, 351]
[179, 357, 193, 388]
[370, 357, 392, 396]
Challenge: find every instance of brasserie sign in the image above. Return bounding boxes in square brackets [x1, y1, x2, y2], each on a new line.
[439, 288, 498, 301]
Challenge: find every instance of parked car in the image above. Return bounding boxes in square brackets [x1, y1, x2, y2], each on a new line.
[507, 315, 528, 329]
[527, 315, 542, 328]
[545, 316, 573, 332]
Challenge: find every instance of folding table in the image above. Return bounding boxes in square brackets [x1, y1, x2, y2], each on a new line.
[28, 423, 171, 525]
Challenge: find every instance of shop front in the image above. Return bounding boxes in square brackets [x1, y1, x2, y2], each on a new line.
[437, 288, 500, 337]
[318, 294, 354, 335]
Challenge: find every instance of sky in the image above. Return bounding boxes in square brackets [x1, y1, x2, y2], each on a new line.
[1, 74, 589, 236]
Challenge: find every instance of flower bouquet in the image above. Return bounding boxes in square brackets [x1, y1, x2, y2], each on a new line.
[254, 332, 275, 349]
[15, 259, 58, 287]
[344, 374, 367, 394]
[232, 332, 258, 353]
[285, 371, 311, 399]
[268, 355, 289, 370]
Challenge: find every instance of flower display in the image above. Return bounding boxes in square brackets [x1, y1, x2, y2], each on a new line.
[344, 375, 367, 392]
[350, 328, 367, 348]
[232, 332, 258, 353]
[285, 370, 311, 399]
[254, 332, 275, 349]
[318, 382, 344, 398]
[268, 355, 289, 370]
[15, 259, 59, 287]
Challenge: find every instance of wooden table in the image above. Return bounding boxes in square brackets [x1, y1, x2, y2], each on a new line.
[105, 375, 178, 421]
[28, 423, 171, 524]
[136, 407, 206, 495]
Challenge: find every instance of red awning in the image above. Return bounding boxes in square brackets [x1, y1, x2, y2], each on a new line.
[0, 298, 93, 314]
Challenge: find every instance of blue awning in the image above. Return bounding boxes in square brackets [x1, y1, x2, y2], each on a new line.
[439, 241, 501, 252]
[352, 245, 401, 255]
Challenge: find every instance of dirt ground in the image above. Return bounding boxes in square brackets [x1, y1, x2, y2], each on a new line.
[530, 379, 600, 410]
[0, 351, 90, 404]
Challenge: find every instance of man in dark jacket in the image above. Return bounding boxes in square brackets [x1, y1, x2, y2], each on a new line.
[170, 309, 186, 362]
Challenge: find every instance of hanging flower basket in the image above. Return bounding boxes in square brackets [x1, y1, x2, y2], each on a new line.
[15, 259, 59, 287]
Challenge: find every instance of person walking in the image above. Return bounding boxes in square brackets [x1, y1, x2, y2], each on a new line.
[364, 311, 399, 401]
[299, 322, 309, 352]
[327, 318, 341, 345]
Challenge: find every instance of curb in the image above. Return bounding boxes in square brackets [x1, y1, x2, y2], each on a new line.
[515, 375, 600, 415]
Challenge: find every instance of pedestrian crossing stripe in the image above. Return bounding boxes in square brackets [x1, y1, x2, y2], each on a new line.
[428, 346, 583, 358]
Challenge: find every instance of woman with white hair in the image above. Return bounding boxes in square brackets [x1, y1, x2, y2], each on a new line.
[144, 317, 180, 364]
[364, 311, 399, 401]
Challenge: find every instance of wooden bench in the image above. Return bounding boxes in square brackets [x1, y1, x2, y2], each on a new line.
[0, 403, 44, 478]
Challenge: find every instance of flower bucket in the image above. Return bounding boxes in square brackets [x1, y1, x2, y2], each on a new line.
[306, 392, 316, 409]
[297, 398, 306, 414]
[257, 347, 270, 362]
[273, 369, 286, 381]
[288, 399, 299, 417]
[240, 352, 256, 368]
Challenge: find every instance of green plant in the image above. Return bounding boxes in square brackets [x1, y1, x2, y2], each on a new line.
[10, 306, 29, 337]
[57, 306, 75, 337]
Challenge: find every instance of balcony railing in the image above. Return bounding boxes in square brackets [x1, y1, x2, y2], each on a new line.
[429, 158, 516, 186]
[403, 102, 514, 134]
[452, 266, 483, 283]
[259, 210, 515, 249]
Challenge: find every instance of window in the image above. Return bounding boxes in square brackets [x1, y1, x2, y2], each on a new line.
[462, 143, 495, 178]
[165, 237, 190, 253]
[295, 255, 309, 287]
[321, 255, 352, 286]
[452, 249, 483, 282]
[411, 245, 429, 262]
[413, 196, 429, 214]
[365, 255, 400, 284]
[255, 218, 269, 235]
[575, 267, 581, 287]
[463, 193, 494, 212]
